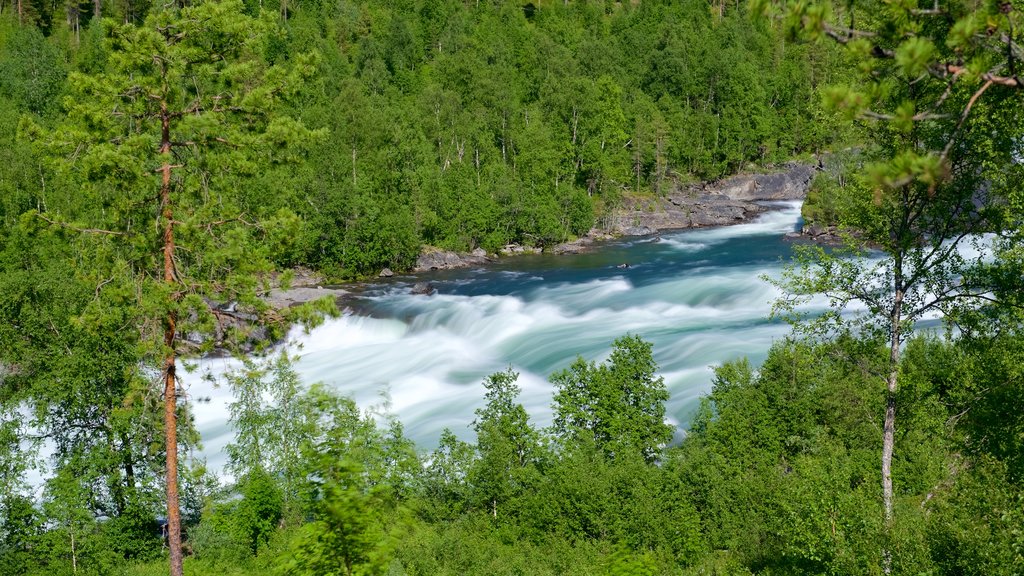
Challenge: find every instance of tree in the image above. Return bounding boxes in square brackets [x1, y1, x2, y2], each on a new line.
[23, 3, 320, 573]
[764, 0, 1024, 569]
[469, 368, 544, 520]
[551, 335, 672, 463]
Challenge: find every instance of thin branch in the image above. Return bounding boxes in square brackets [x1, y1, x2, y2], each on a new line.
[942, 65, 1022, 88]
[940, 79, 994, 163]
[37, 213, 125, 236]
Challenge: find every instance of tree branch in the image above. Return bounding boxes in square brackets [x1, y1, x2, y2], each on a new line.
[37, 213, 125, 236]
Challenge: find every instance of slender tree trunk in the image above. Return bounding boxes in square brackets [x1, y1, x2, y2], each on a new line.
[160, 102, 184, 576]
[881, 280, 904, 575]
[93, 0, 100, 19]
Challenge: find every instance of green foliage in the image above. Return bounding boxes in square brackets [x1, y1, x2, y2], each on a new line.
[235, 468, 284, 556]
[468, 368, 545, 521]
[279, 467, 396, 576]
[551, 335, 672, 463]
[0, 22, 66, 116]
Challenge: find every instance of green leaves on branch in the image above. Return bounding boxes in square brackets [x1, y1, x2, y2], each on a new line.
[894, 37, 936, 78]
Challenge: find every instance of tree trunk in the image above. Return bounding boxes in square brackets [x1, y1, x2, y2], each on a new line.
[160, 101, 184, 576]
[881, 285, 904, 575]
[93, 0, 100, 19]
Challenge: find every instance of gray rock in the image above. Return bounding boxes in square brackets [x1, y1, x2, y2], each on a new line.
[379, 268, 394, 277]
[264, 286, 347, 309]
[550, 237, 594, 254]
[415, 250, 464, 271]
[414, 248, 490, 272]
[606, 162, 817, 235]
[621, 225, 655, 236]
[411, 282, 435, 295]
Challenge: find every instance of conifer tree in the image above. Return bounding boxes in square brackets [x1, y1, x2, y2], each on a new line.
[23, 2, 320, 572]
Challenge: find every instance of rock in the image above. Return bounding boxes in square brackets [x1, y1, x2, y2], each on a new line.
[264, 286, 348, 309]
[606, 162, 817, 235]
[415, 249, 464, 271]
[620, 225, 655, 236]
[499, 244, 540, 255]
[550, 237, 595, 255]
[718, 162, 817, 201]
[270, 266, 326, 289]
[804, 224, 825, 237]
[411, 282, 435, 295]
[414, 247, 490, 272]
[379, 268, 394, 278]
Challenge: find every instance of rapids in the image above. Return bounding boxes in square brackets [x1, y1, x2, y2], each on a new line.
[187, 201, 820, 471]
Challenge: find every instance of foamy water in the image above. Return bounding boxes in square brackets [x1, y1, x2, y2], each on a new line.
[186, 202, 821, 472]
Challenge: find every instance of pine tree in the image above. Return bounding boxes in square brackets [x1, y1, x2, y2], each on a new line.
[23, 2, 321, 572]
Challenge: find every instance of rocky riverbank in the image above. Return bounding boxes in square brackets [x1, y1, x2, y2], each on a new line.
[607, 161, 817, 236]
[260, 268, 349, 309]
[411, 161, 819, 270]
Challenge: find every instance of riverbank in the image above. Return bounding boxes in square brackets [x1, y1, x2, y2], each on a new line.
[259, 162, 820, 312]
[407, 161, 818, 274]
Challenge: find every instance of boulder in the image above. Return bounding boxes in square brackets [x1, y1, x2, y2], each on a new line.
[414, 247, 490, 272]
[415, 249, 465, 271]
[550, 237, 595, 254]
[411, 282, 435, 295]
[264, 286, 347, 309]
[379, 268, 394, 278]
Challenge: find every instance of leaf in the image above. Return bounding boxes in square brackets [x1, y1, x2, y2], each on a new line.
[895, 37, 936, 78]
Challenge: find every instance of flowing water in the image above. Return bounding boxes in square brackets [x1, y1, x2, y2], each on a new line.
[187, 201, 818, 471]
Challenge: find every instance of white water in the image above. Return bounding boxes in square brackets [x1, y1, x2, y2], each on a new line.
[186, 202, 819, 472]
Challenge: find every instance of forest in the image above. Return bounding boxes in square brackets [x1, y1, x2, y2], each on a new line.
[1, 0, 1023, 574]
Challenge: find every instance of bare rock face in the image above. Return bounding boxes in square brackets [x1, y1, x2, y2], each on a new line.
[264, 286, 348, 309]
[717, 162, 817, 201]
[414, 248, 491, 272]
[609, 162, 817, 235]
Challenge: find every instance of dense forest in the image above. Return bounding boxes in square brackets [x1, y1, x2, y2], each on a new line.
[1, 0, 1023, 574]
[0, 0, 845, 278]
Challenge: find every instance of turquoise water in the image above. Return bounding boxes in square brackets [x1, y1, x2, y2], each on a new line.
[187, 201, 814, 471]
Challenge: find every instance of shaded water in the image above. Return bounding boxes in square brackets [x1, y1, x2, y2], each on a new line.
[187, 201, 815, 470]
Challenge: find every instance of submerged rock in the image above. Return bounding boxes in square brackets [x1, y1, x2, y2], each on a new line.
[411, 282, 435, 295]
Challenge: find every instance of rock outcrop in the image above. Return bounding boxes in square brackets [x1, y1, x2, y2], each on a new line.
[414, 247, 492, 272]
[263, 286, 348, 309]
[608, 162, 818, 235]
[401, 162, 818, 269]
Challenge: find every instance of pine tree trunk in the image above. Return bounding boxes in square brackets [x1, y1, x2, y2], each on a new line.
[160, 102, 184, 576]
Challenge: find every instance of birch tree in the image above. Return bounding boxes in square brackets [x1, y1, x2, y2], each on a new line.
[764, 0, 1024, 570]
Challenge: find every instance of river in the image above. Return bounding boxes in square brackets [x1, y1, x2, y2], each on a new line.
[187, 201, 819, 471]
